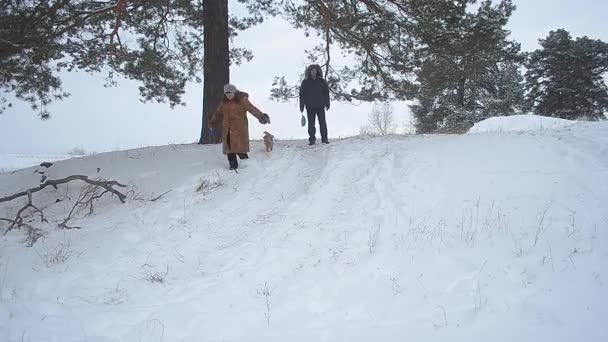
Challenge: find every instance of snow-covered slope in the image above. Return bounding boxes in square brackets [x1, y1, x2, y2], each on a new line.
[1, 120, 608, 342]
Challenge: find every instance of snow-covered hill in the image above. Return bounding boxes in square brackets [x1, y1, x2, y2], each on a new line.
[1, 117, 607, 342]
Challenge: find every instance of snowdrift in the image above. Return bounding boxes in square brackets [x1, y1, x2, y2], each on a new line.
[468, 114, 576, 133]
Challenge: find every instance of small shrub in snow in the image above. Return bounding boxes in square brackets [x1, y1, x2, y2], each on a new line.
[195, 175, 223, 194]
[390, 276, 403, 296]
[103, 283, 127, 305]
[36, 236, 73, 267]
[141, 264, 169, 284]
[360, 103, 397, 136]
[23, 225, 45, 247]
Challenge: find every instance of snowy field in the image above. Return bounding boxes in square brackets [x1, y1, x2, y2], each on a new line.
[1, 115, 607, 341]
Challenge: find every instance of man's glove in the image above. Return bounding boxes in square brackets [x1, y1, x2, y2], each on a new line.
[259, 113, 270, 124]
[325, 104, 330, 111]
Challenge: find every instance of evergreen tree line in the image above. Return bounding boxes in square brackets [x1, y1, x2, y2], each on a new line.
[2, 1, 607, 136]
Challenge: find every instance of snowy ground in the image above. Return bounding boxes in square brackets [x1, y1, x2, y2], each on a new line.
[0, 155, 72, 174]
[1, 116, 607, 341]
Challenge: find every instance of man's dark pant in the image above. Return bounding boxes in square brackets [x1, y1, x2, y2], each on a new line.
[306, 107, 328, 143]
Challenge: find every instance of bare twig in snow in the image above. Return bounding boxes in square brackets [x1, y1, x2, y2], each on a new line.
[150, 190, 172, 202]
[433, 305, 448, 328]
[568, 248, 578, 270]
[533, 206, 550, 248]
[474, 260, 488, 315]
[417, 273, 430, 296]
[368, 226, 380, 253]
[257, 282, 272, 327]
[567, 211, 578, 237]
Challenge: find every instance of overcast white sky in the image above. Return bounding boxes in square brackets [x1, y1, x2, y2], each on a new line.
[1, 0, 607, 154]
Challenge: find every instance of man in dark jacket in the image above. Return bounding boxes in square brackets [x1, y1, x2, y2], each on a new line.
[299, 64, 330, 145]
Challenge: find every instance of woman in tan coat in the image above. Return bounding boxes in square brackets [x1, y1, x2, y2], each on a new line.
[208, 84, 270, 170]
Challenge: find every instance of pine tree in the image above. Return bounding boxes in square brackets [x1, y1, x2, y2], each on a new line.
[273, 0, 523, 133]
[1, 1, 206, 118]
[0, 0, 276, 123]
[410, 0, 523, 133]
[525, 29, 608, 120]
[481, 61, 526, 116]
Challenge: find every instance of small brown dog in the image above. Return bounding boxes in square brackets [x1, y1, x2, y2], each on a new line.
[263, 131, 274, 152]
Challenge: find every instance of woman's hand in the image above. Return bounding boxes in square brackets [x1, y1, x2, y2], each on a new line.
[259, 114, 270, 124]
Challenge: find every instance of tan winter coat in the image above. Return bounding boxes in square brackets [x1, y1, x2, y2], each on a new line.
[208, 91, 268, 154]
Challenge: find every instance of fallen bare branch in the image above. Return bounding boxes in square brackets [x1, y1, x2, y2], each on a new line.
[150, 190, 172, 202]
[0, 175, 127, 204]
[1, 175, 127, 240]
[58, 183, 117, 229]
[2, 191, 48, 234]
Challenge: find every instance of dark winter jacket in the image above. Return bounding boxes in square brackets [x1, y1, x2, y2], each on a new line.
[299, 64, 330, 111]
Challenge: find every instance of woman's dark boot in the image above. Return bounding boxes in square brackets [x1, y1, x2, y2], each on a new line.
[227, 153, 238, 170]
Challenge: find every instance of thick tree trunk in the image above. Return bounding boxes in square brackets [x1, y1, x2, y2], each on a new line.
[199, 0, 230, 144]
